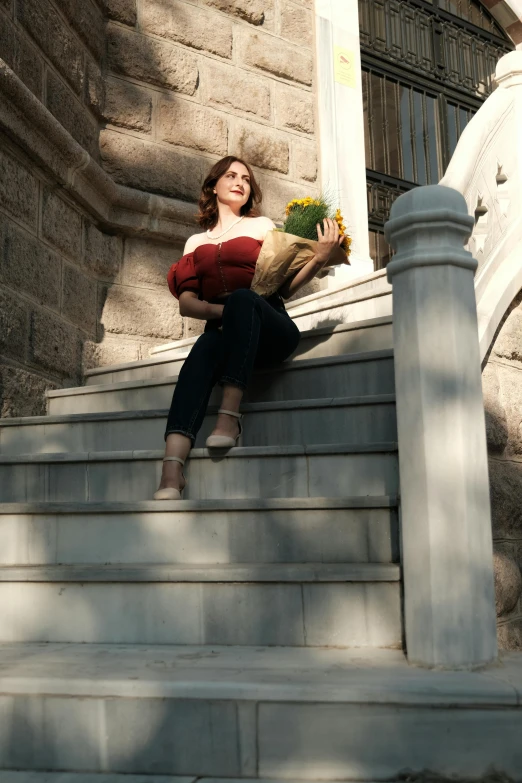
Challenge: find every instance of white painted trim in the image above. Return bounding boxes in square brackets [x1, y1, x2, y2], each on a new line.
[314, 0, 373, 288]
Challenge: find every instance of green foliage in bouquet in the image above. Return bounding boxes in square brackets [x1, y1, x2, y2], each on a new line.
[282, 192, 351, 253]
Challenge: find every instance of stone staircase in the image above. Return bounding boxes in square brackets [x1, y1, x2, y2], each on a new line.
[0, 297, 519, 779]
[0, 313, 399, 646]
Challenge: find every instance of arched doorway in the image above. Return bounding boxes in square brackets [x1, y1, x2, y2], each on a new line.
[360, 0, 514, 269]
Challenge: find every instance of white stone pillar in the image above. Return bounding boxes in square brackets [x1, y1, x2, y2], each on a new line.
[314, 0, 373, 285]
[385, 184, 497, 668]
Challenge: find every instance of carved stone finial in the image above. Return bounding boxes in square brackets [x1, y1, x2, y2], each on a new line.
[384, 185, 476, 282]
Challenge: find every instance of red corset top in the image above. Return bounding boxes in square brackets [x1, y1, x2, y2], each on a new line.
[167, 236, 263, 301]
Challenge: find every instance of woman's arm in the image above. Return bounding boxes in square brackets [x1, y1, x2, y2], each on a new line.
[279, 255, 327, 299]
[179, 291, 224, 321]
[279, 218, 345, 300]
[176, 233, 223, 319]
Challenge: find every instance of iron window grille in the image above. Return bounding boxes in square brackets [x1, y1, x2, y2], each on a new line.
[359, 0, 513, 268]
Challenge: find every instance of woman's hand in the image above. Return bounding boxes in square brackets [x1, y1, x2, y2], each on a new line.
[315, 218, 345, 265]
[279, 218, 345, 299]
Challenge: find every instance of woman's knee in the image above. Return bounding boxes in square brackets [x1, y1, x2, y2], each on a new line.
[227, 288, 258, 307]
[222, 288, 259, 319]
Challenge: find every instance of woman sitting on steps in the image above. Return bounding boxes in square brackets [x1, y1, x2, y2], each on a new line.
[154, 155, 344, 500]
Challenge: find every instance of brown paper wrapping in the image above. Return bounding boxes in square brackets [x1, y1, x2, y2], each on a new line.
[250, 230, 350, 297]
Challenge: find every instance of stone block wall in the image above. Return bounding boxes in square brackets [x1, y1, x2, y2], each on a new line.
[101, 0, 319, 219]
[0, 141, 93, 416]
[0, 0, 104, 417]
[0, 137, 185, 417]
[0, 0, 103, 156]
[89, 234, 187, 370]
[482, 290, 522, 648]
[0, 0, 322, 417]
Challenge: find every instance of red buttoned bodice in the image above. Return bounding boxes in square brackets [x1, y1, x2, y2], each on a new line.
[167, 236, 263, 301]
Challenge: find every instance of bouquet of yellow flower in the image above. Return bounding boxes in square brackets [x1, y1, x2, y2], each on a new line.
[250, 194, 351, 297]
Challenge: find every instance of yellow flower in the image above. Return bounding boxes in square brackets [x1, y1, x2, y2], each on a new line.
[334, 208, 351, 255]
[285, 195, 319, 216]
[341, 234, 352, 254]
[285, 195, 325, 215]
[285, 198, 301, 216]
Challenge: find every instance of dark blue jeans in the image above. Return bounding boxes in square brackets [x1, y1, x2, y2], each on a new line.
[165, 288, 301, 444]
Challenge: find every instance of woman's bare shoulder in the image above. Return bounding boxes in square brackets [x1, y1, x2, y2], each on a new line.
[183, 231, 208, 255]
[253, 215, 276, 228]
[249, 215, 277, 237]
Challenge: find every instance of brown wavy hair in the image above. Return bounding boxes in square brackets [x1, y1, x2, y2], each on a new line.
[196, 156, 262, 230]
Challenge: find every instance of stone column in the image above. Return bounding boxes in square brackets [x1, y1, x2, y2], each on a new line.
[385, 184, 498, 668]
[314, 0, 373, 286]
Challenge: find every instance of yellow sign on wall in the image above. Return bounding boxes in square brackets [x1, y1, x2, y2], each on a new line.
[334, 46, 356, 89]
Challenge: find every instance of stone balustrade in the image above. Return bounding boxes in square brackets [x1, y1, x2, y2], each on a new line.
[441, 49, 522, 362]
[385, 184, 497, 668]
[440, 50, 522, 651]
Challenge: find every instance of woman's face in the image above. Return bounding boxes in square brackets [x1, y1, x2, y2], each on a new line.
[214, 161, 251, 209]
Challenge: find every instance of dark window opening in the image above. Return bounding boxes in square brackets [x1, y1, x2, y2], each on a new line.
[359, 0, 513, 268]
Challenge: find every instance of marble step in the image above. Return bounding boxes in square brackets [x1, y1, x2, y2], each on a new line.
[0, 396, 397, 455]
[0, 444, 399, 501]
[283, 271, 392, 331]
[0, 776, 199, 783]
[0, 563, 402, 647]
[0, 775, 359, 783]
[150, 287, 393, 362]
[48, 350, 395, 416]
[84, 316, 393, 387]
[0, 643, 519, 779]
[0, 776, 240, 783]
[0, 497, 399, 566]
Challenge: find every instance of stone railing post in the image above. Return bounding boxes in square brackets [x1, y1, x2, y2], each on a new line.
[385, 185, 497, 668]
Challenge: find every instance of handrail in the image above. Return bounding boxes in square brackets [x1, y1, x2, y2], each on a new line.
[440, 50, 522, 361]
